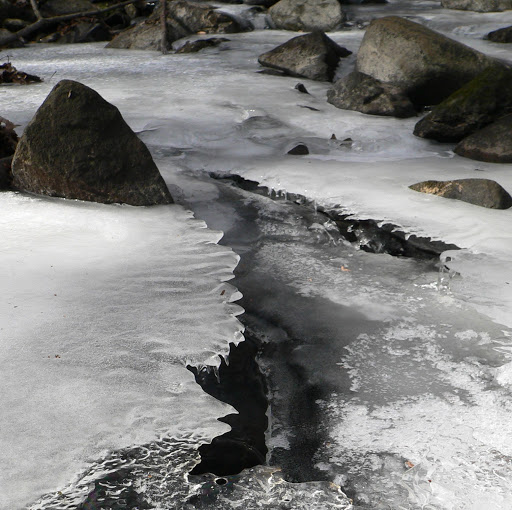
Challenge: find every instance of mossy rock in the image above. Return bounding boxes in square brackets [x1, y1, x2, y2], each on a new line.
[414, 64, 512, 142]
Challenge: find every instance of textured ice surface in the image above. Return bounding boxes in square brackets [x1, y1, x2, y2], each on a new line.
[0, 193, 243, 509]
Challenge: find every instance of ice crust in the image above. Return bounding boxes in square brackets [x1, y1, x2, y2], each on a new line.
[0, 193, 242, 509]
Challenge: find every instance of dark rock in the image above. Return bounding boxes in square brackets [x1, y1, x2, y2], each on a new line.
[288, 144, 309, 155]
[40, 0, 96, 17]
[441, 0, 512, 11]
[327, 71, 416, 118]
[0, 62, 42, 84]
[12, 80, 173, 206]
[175, 37, 230, 53]
[2, 18, 29, 32]
[488, 26, 512, 43]
[414, 66, 512, 142]
[55, 21, 112, 44]
[107, 0, 252, 51]
[244, 0, 279, 6]
[295, 83, 309, 94]
[356, 16, 498, 107]
[0, 28, 24, 48]
[268, 0, 346, 32]
[0, 117, 18, 158]
[103, 11, 132, 30]
[409, 178, 512, 209]
[0, 155, 12, 189]
[454, 114, 512, 163]
[258, 31, 351, 82]
[0, 0, 34, 22]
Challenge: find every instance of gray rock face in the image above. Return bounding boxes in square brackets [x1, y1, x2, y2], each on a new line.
[414, 65, 512, 142]
[108, 1, 251, 51]
[12, 80, 173, 206]
[327, 71, 416, 118]
[454, 114, 512, 163]
[258, 31, 351, 82]
[409, 178, 512, 209]
[268, 0, 346, 32]
[488, 26, 512, 43]
[441, 0, 512, 11]
[356, 16, 495, 107]
[40, 0, 95, 17]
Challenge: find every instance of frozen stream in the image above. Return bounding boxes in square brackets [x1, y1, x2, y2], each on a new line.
[2, 0, 512, 508]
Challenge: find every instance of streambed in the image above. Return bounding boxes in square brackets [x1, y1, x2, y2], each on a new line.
[2, 1, 512, 508]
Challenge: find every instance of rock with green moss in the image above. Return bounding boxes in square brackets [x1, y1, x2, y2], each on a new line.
[12, 80, 173, 205]
[441, 0, 512, 11]
[409, 178, 512, 209]
[454, 114, 512, 163]
[414, 65, 512, 142]
[356, 16, 497, 108]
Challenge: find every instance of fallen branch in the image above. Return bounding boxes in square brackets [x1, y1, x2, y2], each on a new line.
[0, 0, 141, 48]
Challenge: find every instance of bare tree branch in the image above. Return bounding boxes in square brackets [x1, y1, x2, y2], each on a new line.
[0, 0, 141, 48]
[29, 0, 43, 21]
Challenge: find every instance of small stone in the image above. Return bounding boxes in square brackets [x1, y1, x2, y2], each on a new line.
[295, 83, 309, 94]
[288, 144, 309, 155]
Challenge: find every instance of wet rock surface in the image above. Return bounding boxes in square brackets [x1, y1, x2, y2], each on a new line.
[409, 178, 512, 209]
[328, 71, 416, 118]
[356, 16, 496, 107]
[12, 80, 173, 205]
[258, 31, 351, 82]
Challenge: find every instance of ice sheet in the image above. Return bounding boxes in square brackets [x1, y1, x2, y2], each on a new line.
[0, 193, 243, 509]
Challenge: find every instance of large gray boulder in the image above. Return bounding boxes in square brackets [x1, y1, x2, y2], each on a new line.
[327, 71, 416, 117]
[258, 31, 351, 82]
[268, 0, 346, 32]
[488, 26, 512, 43]
[12, 80, 173, 206]
[454, 114, 512, 163]
[108, 1, 251, 51]
[441, 0, 512, 11]
[414, 65, 512, 142]
[409, 178, 512, 209]
[356, 16, 496, 107]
